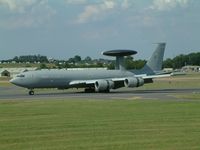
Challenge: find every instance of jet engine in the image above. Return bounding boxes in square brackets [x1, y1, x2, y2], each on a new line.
[95, 80, 114, 92]
[124, 77, 144, 88]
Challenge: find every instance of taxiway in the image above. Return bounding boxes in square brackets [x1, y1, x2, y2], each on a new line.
[0, 86, 199, 101]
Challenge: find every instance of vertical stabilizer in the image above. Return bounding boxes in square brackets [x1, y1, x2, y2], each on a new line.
[132, 43, 166, 75]
[146, 43, 166, 71]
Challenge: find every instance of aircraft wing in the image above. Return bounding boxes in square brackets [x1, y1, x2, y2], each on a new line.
[69, 80, 96, 86]
[69, 73, 172, 89]
[69, 80, 96, 88]
[69, 78, 125, 89]
[136, 73, 172, 79]
[135, 73, 172, 84]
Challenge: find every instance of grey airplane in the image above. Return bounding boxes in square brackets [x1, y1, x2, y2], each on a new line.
[10, 43, 170, 95]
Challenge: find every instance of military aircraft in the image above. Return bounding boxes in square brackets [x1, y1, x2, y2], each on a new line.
[10, 43, 170, 95]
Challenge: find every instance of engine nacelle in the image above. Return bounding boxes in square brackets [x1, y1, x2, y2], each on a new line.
[95, 80, 114, 92]
[124, 77, 144, 88]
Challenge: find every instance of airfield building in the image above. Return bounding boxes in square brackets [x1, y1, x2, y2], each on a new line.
[181, 65, 200, 72]
[0, 69, 10, 77]
[0, 67, 37, 77]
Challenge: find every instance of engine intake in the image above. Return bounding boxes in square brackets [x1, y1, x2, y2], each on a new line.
[124, 77, 144, 88]
[95, 80, 114, 92]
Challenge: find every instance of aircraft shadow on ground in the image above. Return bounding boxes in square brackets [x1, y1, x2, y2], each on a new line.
[34, 88, 200, 96]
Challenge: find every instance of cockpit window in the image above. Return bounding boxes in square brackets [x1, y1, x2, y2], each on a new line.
[16, 74, 25, 77]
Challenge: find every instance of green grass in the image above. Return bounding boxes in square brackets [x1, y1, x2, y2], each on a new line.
[139, 73, 200, 90]
[0, 77, 12, 87]
[0, 81, 12, 87]
[1, 98, 200, 150]
[173, 93, 200, 100]
[0, 77, 11, 81]
[140, 79, 200, 89]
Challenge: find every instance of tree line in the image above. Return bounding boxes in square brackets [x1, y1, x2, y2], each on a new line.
[1, 52, 200, 69]
[1, 55, 49, 63]
[163, 52, 200, 69]
[13, 55, 49, 63]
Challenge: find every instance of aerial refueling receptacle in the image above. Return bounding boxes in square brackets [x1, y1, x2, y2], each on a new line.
[102, 49, 137, 70]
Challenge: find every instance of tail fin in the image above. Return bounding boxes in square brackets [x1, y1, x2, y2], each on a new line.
[146, 43, 166, 71]
[136, 43, 166, 75]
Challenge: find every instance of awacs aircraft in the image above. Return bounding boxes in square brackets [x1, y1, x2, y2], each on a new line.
[10, 43, 170, 95]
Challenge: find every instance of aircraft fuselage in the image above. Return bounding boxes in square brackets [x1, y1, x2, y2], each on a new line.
[10, 69, 134, 89]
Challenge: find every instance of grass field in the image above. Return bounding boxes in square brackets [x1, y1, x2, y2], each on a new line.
[0, 98, 200, 150]
[138, 73, 200, 89]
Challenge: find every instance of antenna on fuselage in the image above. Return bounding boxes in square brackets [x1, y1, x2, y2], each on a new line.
[102, 50, 137, 70]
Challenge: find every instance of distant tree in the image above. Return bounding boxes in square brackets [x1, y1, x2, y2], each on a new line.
[163, 52, 200, 69]
[163, 58, 173, 68]
[124, 56, 146, 69]
[3, 51, 200, 70]
[134, 60, 146, 69]
[63, 62, 70, 68]
[74, 55, 81, 62]
[173, 54, 188, 69]
[68, 58, 75, 64]
[96, 62, 103, 67]
[125, 56, 134, 61]
[39, 63, 48, 69]
[15, 55, 48, 63]
[107, 62, 115, 70]
[39, 55, 49, 63]
[13, 56, 19, 63]
[84, 56, 92, 62]
[188, 52, 200, 66]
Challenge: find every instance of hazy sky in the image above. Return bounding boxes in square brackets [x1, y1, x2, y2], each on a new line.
[0, 0, 199, 60]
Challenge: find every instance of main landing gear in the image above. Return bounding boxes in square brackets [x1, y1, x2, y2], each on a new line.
[29, 89, 34, 95]
[84, 88, 95, 93]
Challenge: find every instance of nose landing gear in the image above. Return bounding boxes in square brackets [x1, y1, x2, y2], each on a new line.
[29, 89, 34, 95]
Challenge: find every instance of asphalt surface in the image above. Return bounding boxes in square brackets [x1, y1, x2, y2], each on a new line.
[0, 86, 200, 100]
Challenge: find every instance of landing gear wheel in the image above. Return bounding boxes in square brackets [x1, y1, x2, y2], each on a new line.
[29, 90, 34, 95]
[104, 89, 110, 93]
[99, 89, 110, 93]
[84, 88, 95, 93]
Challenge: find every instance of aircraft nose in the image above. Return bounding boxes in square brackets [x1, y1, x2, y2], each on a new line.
[10, 77, 31, 88]
[10, 78, 18, 85]
[10, 78, 24, 87]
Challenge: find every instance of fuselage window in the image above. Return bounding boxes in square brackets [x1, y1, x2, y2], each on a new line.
[17, 74, 25, 78]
